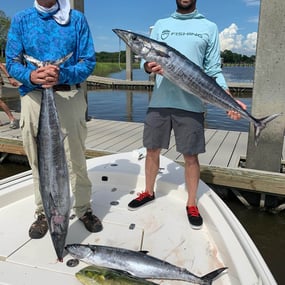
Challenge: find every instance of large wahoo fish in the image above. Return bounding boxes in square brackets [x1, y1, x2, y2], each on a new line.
[66, 244, 227, 284]
[113, 29, 281, 145]
[24, 53, 73, 261]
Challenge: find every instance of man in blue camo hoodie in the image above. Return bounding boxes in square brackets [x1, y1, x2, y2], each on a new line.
[6, 0, 103, 238]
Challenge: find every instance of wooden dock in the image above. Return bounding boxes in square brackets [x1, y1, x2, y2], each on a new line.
[87, 75, 154, 90]
[87, 75, 253, 94]
[0, 112, 284, 199]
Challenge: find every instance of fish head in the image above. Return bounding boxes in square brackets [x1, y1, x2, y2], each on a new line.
[75, 266, 105, 285]
[113, 29, 170, 63]
[75, 273, 97, 285]
[65, 244, 95, 259]
[76, 266, 106, 285]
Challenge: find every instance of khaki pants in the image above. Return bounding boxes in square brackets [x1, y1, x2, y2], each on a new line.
[20, 88, 92, 218]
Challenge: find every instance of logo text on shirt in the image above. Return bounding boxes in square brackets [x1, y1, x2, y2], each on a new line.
[161, 30, 203, 40]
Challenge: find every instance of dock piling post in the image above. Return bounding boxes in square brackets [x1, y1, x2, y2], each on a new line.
[246, 0, 285, 172]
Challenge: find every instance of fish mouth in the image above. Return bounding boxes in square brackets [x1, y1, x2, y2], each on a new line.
[65, 245, 82, 259]
[112, 28, 121, 36]
[65, 244, 94, 259]
[112, 29, 130, 43]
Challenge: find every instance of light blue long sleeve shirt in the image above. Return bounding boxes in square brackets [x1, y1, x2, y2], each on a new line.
[6, 7, 96, 96]
[145, 10, 228, 113]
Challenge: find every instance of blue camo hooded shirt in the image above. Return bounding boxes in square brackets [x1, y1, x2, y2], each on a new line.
[145, 10, 228, 113]
[6, 6, 95, 96]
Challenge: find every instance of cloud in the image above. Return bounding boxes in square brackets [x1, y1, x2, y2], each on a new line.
[247, 16, 259, 24]
[244, 0, 260, 6]
[219, 23, 257, 55]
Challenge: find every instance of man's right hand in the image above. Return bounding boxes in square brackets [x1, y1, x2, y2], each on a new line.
[144, 62, 163, 75]
[30, 65, 59, 88]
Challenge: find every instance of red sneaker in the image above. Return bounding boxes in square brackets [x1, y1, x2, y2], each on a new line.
[186, 206, 203, 230]
[128, 192, 155, 211]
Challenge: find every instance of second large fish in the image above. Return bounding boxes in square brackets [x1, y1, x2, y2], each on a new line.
[66, 244, 227, 285]
[76, 265, 159, 285]
[113, 29, 281, 145]
[24, 53, 72, 262]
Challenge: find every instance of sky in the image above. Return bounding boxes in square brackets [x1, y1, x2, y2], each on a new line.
[1, 0, 260, 55]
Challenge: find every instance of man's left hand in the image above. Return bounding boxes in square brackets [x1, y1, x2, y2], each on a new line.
[227, 99, 247, 120]
[224, 89, 247, 120]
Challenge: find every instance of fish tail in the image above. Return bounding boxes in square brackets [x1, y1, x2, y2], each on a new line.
[200, 267, 227, 285]
[254, 113, 282, 146]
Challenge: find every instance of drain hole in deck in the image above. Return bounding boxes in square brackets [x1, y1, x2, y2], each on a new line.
[110, 201, 119, 206]
[102, 176, 108, 181]
[129, 223, 136, 230]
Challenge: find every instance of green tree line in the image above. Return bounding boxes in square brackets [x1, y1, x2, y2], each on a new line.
[98, 50, 256, 65]
[221, 50, 255, 64]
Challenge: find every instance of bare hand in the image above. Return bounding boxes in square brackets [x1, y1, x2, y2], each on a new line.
[227, 99, 247, 120]
[30, 65, 59, 88]
[144, 62, 163, 75]
[9, 78, 19, 87]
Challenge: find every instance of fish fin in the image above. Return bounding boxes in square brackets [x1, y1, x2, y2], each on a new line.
[23, 52, 73, 68]
[107, 267, 135, 277]
[23, 54, 43, 67]
[87, 244, 97, 253]
[200, 267, 227, 285]
[62, 132, 68, 142]
[53, 52, 73, 66]
[254, 113, 282, 146]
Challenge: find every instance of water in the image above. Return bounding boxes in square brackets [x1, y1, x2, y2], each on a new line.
[225, 197, 285, 283]
[1, 66, 284, 283]
[0, 162, 29, 180]
[223, 65, 255, 83]
[88, 66, 254, 132]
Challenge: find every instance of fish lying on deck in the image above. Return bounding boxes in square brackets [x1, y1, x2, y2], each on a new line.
[76, 265, 159, 285]
[24, 53, 73, 262]
[66, 244, 227, 285]
[112, 29, 282, 146]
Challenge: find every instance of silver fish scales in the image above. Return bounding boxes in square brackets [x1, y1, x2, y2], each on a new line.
[112, 29, 282, 146]
[24, 53, 72, 261]
[66, 244, 227, 285]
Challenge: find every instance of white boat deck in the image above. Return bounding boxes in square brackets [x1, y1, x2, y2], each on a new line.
[0, 152, 276, 285]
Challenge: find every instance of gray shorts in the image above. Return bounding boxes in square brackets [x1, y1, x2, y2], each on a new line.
[143, 108, 205, 155]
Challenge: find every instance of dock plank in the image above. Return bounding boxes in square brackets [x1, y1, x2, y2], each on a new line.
[199, 130, 228, 165]
[97, 124, 143, 152]
[210, 131, 241, 167]
[228, 132, 248, 167]
[86, 120, 139, 148]
[161, 132, 180, 161]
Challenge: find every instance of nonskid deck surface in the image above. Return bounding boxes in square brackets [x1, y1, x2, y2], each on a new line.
[0, 152, 275, 285]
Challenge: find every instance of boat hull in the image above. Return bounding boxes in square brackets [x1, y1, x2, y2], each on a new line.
[0, 151, 276, 285]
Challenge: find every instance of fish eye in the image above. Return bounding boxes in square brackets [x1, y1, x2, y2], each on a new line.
[131, 35, 137, 41]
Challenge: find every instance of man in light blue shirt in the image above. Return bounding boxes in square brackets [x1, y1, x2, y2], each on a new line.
[6, 0, 103, 238]
[128, 0, 246, 229]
